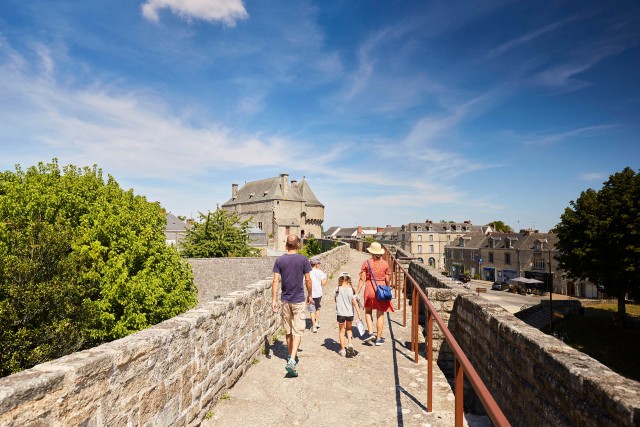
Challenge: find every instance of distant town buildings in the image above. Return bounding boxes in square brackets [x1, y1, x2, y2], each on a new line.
[398, 220, 490, 270]
[221, 174, 324, 252]
[444, 229, 597, 298]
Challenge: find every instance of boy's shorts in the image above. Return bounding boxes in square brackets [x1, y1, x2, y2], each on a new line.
[281, 302, 306, 336]
[336, 315, 354, 324]
[313, 297, 322, 310]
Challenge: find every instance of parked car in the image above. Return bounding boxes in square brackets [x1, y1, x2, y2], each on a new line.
[492, 281, 508, 291]
[458, 274, 471, 283]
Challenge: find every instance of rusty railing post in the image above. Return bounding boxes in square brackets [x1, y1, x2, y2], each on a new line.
[455, 358, 464, 427]
[403, 273, 407, 327]
[427, 310, 433, 412]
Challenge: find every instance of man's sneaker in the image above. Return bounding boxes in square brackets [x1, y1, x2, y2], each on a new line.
[362, 332, 376, 343]
[285, 358, 298, 377]
[316, 322, 320, 329]
[339, 349, 347, 357]
[346, 345, 358, 358]
[375, 338, 384, 346]
[312, 326, 318, 333]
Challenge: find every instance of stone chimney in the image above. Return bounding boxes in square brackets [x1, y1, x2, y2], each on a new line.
[464, 220, 472, 224]
[232, 183, 238, 200]
[280, 173, 289, 190]
[291, 180, 298, 188]
[358, 226, 363, 235]
[426, 219, 433, 224]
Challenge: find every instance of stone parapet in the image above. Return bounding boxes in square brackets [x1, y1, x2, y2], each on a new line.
[0, 243, 350, 426]
[406, 260, 640, 426]
[0, 279, 279, 426]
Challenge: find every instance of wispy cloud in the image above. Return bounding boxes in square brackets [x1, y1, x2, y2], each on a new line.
[487, 15, 580, 60]
[511, 124, 620, 145]
[141, 0, 248, 25]
[579, 172, 606, 182]
[0, 41, 341, 182]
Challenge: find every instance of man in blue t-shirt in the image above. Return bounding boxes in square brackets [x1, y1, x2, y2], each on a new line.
[272, 234, 312, 377]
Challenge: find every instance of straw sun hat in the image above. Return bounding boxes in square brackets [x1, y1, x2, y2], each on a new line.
[366, 242, 385, 255]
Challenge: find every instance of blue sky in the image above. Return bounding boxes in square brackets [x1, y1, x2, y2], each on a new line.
[1, 0, 639, 232]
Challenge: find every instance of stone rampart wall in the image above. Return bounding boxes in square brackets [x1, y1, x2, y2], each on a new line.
[407, 260, 640, 426]
[0, 245, 350, 426]
[0, 281, 278, 427]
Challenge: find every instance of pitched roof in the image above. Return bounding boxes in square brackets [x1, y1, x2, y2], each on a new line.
[335, 227, 358, 237]
[325, 226, 341, 236]
[165, 212, 187, 232]
[298, 179, 324, 207]
[222, 175, 323, 207]
[404, 222, 484, 233]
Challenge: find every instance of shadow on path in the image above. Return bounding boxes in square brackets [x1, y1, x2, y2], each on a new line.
[389, 312, 429, 426]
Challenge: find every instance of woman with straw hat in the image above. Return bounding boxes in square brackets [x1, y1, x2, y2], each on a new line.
[356, 242, 394, 346]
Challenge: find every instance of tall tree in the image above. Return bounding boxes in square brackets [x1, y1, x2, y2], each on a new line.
[490, 220, 513, 232]
[0, 160, 197, 376]
[181, 208, 259, 258]
[555, 167, 640, 322]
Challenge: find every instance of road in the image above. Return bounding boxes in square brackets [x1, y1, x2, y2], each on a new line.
[450, 279, 543, 314]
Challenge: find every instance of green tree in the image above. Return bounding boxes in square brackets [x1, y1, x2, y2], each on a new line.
[555, 167, 640, 322]
[490, 220, 513, 232]
[299, 237, 323, 257]
[0, 160, 197, 376]
[181, 208, 259, 258]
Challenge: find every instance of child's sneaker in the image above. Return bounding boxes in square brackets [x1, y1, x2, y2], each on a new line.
[312, 325, 318, 333]
[346, 345, 358, 358]
[285, 358, 298, 377]
[338, 349, 347, 357]
[375, 338, 384, 346]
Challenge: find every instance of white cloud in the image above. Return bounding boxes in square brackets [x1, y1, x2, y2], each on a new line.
[486, 16, 580, 60]
[141, 0, 248, 25]
[579, 172, 606, 182]
[514, 124, 619, 145]
[0, 42, 341, 183]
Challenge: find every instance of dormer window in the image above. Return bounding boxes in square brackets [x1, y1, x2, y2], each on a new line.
[458, 237, 465, 247]
[534, 239, 547, 252]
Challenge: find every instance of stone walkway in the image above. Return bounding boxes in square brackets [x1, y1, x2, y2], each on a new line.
[202, 249, 490, 427]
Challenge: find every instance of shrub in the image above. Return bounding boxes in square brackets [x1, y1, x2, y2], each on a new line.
[0, 160, 197, 376]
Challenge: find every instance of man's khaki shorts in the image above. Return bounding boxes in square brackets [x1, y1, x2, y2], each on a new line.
[281, 302, 306, 336]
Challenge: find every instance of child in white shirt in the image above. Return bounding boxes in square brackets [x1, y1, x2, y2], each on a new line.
[309, 257, 327, 332]
[335, 272, 362, 357]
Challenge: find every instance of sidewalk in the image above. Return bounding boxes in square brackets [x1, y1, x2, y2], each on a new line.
[203, 249, 486, 427]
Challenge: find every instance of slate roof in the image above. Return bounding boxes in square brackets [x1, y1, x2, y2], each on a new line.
[374, 226, 401, 240]
[298, 179, 324, 207]
[222, 175, 324, 207]
[335, 227, 358, 238]
[325, 226, 341, 236]
[165, 212, 188, 232]
[404, 221, 484, 233]
[447, 231, 558, 251]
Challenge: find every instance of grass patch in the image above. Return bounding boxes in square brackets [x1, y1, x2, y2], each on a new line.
[547, 303, 640, 381]
[252, 358, 259, 365]
[220, 392, 231, 400]
[204, 411, 213, 420]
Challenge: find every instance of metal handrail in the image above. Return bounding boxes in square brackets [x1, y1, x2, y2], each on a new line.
[377, 245, 510, 427]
